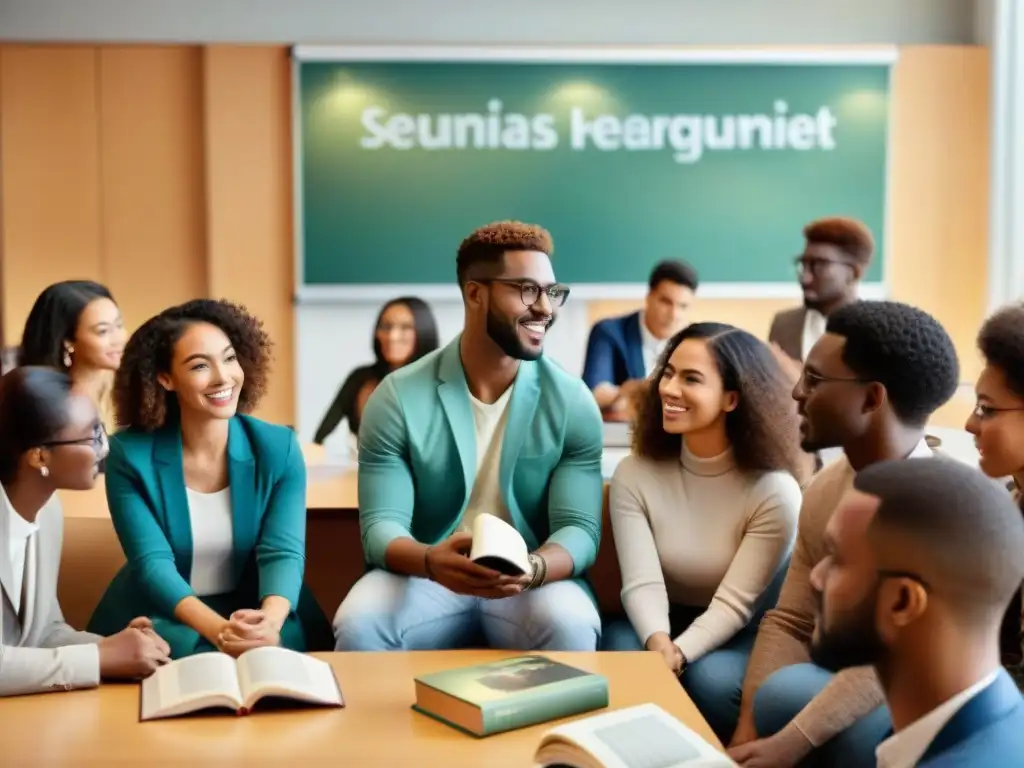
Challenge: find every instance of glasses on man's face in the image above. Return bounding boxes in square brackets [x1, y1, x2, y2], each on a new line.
[794, 255, 849, 277]
[41, 422, 108, 455]
[476, 278, 570, 308]
[799, 368, 871, 391]
[971, 402, 1024, 421]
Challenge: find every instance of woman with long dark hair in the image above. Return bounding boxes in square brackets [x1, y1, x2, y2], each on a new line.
[18, 280, 126, 430]
[313, 296, 439, 444]
[605, 322, 806, 743]
[0, 366, 168, 696]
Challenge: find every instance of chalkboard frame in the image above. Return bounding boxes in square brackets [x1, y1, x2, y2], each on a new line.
[291, 45, 896, 304]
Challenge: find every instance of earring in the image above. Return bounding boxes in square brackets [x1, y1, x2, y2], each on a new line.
[63, 346, 73, 368]
[39, 466, 49, 478]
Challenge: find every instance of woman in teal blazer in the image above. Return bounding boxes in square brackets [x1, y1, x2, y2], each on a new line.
[88, 299, 331, 658]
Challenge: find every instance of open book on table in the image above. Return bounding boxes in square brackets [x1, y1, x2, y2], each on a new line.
[140, 646, 344, 721]
[534, 703, 736, 768]
[469, 512, 531, 576]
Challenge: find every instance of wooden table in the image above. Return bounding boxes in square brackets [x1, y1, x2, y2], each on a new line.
[2, 651, 721, 765]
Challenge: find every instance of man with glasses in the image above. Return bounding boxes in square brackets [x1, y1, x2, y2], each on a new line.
[333, 221, 605, 653]
[729, 300, 961, 767]
[809, 457, 1024, 766]
[768, 217, 874, 379]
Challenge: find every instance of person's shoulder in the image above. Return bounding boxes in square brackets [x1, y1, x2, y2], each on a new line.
[748, 468, 804, 502]
[386, 346, 444, 389]
[236, 414, 295, 446]
[591, 311, 637, 335]
[611, 453, 672, 491]
[772, 306, 805, 323]
[108, 426, 156, 458]
[537, 358, 602, 411]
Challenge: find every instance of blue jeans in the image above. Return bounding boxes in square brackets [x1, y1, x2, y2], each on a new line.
[333, 569, 601, 651]
[602, 615, 756, 744]
[754, 663, 892, 768]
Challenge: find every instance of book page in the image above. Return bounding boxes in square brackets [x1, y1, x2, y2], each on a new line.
[537, 704, 735, 768]
[141, 652, 242, 720]
[237, 647, 342, 708]
[470, 513, 531, 574]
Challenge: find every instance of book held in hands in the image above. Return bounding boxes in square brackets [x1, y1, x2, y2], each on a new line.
[413, 654, 608, 736]
[534, 703, 737, 768]
[469, 513, 531, 575]
[140, 646, 344, 721]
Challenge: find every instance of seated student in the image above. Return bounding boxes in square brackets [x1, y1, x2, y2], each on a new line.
[87, 299, 332, 658]
[0, 366, 169, 697]
[965, 302, 1024, 665]
[809, 458, 1024, 766]
[582, 260, 697, 419]
[728, 300, 961, 768]
[768, 217, 873, 382]
[313, 296, 439, 445]
[19, 280, 127, 432]
[333, 221, 604, 652]
[605, 322, 805, 743]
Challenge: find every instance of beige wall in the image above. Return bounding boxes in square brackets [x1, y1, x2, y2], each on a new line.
[0, 45, 990, 427]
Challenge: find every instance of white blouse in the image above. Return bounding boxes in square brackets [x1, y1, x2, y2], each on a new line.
[186, 486, 237, 596]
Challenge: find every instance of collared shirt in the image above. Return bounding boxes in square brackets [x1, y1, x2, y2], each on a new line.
[639, 312, 669, 376]
[801, 308, 828, 361]
[875, 671, 999, 768]
[5, 498, 38, 615]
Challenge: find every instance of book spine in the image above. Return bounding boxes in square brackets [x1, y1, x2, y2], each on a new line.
[480, 676, 609, 735]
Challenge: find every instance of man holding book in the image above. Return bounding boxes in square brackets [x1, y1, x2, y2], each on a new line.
[332, 221, 604, 652]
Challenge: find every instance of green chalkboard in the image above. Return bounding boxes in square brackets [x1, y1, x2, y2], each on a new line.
[295, 54, 890, 292]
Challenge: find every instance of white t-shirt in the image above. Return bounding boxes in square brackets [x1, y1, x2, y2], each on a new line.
[186, 486, 237, 596]
[5, 503, 38, 615]
[458, 385, 514, 531]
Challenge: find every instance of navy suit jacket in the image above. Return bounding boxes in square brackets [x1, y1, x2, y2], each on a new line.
[582, 311, 646, 390]
[919, 669, 1024, 766]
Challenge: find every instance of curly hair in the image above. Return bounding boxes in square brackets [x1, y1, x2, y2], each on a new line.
[456, 221, 554, 287]
[631, 322, 807, 482]
[113, 299, 273, 431]
[826, 300, 960, 426]
[18, 280, 116, 369]
[977, 302, 1024, 399]
[804, 217, 875, 267]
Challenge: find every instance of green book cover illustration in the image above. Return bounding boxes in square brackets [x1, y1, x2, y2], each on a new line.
[413, 655, 609, 737]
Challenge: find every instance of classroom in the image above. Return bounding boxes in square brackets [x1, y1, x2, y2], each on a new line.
[1, 1, 1022, 765]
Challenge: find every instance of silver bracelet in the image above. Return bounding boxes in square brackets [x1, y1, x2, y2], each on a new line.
[526, 553, 547, 590]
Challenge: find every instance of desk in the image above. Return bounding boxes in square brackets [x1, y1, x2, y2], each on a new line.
[2, 651, 720, 765]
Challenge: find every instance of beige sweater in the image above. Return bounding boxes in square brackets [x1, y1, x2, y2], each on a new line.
[737, 438, 935, 747]
[609, 446, 802, 663]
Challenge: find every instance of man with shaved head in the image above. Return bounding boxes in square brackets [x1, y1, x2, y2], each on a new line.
[810, 457, 1024, 766]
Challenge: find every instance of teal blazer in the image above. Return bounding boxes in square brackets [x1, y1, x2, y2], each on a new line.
[88, 415, 330, 656]
[358, 335, 605, 575]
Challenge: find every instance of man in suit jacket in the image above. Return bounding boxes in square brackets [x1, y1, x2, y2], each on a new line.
[1, 489, 168, 697]
[807, 458, 1024, 767]
[333, 221, 605, 653]
[768, 217, 874, 375]
[582, 260, 697, 419]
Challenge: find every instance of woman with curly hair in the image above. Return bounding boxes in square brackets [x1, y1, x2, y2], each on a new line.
[604, 322, 806, 743]
[87, 299, 332, 658]
[965, 302, 1024, 668]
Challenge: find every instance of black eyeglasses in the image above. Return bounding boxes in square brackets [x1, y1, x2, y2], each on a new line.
[799, 369, 872, 390]
[40, 423, 107, 453]
[473, 278, 570, 308]
[971, 403, 1024, 420]
[794, 255, 850, 277]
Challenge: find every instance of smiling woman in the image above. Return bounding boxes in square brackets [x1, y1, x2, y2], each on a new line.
[86, 299, 332, 659]
[18, 280, 127, 432]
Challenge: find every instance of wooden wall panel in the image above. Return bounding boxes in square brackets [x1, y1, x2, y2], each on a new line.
[97, 46, 207, 330]
[0, 46, 101, 340]
[202, 46, 294, 424]
[889, 46, 990, 381]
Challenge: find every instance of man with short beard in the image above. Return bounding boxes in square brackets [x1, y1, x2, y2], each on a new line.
[768, 217, 874, 381]
[332, 221, 605, 652]
[729, 300, 961, 767]
[809, 457, 1024, 766]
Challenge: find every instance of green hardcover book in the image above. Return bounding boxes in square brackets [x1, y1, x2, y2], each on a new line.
[413, 655, 609, 737]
